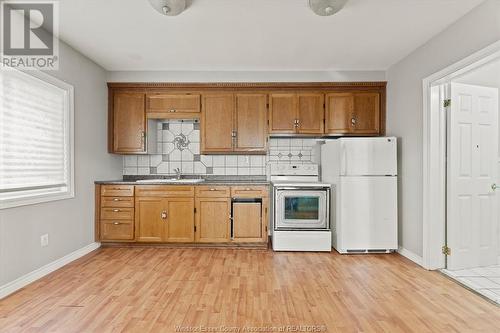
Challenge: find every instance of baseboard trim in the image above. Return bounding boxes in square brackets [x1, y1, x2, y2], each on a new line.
[398, 246, 424, 267]
[0, 242, 101, 300]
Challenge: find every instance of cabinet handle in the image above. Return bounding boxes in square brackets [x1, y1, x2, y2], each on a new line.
[351, 117, 356, 126]
[140, 131, 146, 146]
[161, 211, 167, 220]
[169, 109, 176, 113]
[209, 188, 216, 191]
[245, 188, 251, 191]
[113, 222, 121, 225]
[112, 198, 120, 202]
[113, 209, 120, 212]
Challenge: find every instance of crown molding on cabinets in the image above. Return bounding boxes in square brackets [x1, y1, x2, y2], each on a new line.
[107, 82, 387, 90]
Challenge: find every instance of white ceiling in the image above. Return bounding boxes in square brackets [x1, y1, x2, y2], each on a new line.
[58, 0, 485, 71]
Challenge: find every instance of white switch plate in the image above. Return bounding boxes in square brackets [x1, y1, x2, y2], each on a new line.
[40, 234, 49, 247]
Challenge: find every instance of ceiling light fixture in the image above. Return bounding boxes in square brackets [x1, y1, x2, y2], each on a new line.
[148, 0, 186, 16]
[309, 0, 348, 16]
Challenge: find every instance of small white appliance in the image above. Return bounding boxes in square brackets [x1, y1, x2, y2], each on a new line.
[270, 163, 332, 252]
[319, 137, 398, 253]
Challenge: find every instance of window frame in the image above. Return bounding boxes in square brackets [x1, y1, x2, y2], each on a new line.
[0, 68, 75, 209]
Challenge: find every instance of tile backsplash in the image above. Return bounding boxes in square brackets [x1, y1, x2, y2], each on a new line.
[123, 120, 318, 176]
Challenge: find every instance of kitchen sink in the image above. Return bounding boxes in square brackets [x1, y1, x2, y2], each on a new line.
[135, 178, 205, 184]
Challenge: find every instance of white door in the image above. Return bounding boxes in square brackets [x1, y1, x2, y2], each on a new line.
[338, 176, 398, 252]
[447, 83, 499, 270]
[340, 137, 397, 176]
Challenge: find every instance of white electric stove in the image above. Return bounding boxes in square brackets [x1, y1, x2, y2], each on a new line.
[270, 163, 332, 252]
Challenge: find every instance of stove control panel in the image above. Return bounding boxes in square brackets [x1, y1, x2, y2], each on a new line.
[270, 163, 319, 176]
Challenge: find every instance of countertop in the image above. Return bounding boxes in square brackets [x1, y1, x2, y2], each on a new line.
[95, 176, 270, 186]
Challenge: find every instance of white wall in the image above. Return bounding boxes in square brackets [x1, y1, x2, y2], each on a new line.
[0, 41, 122, 286]
[107, 70, 386, 82]
[386, 0, 500, 257]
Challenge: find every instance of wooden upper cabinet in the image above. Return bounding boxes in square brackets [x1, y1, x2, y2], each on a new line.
[269, 94, 297, 134]
[297, 93, 324, 134]
[325, 92, 381, 135]
[325, 93, 353, 134]
[146, 94, 201, 117]
[234, 94, 268, 152]
[112, 92, 146, 154]
[352, 93, 380, 134]
[201, 94, 234, 153]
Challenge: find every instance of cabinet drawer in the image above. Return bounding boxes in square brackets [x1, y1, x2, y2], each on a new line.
[195, 186, 230, 198]
[101, 185, 134, 197]
[100, 220, 134, 241]
[146, 94, 201, 114]
[135, 185, 194, 197]
[101, 196, 134, 208]
[231, 186, 268, 198]
[101, 207, 134, 220]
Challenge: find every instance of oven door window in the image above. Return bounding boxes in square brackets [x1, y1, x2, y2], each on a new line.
[284, 197, 319, 220]
[275, 189, 329, 230]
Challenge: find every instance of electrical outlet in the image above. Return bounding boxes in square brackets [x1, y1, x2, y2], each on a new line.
[40, 234, 49, 247]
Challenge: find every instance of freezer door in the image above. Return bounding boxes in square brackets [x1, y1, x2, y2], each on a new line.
[338, 176, 397, 251]
[340, 137, 397, 176]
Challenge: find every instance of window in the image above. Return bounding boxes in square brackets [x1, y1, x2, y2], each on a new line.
[0, 68, 74, 209]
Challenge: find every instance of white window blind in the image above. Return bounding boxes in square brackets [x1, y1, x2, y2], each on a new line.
[0, 68, 74, 208]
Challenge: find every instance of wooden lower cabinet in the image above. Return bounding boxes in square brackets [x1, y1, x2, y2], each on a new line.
[135, 197, 165, 242]
[97, 184, 268, 244]
[135, 196, 195, 242]
[101, 220, 134, 241]
[232, 201, 264, 242]
[195, 198, 231, 243]
[166, 198, 194, 242]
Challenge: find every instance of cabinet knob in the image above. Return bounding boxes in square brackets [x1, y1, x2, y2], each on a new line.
[113, 209, 120, 212]
[113, 222, 121, 225]
[245, 188, 251, 191]
[210, 188, 216, 191]
[113, 198, 119, 202]
[161, 211, 167, 220]
[351, 117, 357, 126]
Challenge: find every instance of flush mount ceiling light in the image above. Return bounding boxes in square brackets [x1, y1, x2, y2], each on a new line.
[148, 0, 186, 16]
[308, 0, 349, 16]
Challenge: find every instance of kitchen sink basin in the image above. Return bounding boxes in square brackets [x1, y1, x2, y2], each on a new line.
[135, 178, 205, 184]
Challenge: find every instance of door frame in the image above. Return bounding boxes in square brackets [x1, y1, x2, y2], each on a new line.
[422, 40, 500, 270]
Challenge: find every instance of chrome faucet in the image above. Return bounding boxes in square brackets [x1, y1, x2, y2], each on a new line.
[174, 168, 182, 180]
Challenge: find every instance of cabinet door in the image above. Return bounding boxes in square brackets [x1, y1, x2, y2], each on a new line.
[146, 94, 200, 114]
[135, 197, 166, 242]
[234, 94, 268, 152]
[297, 93, 324, 134]
[269, 94, 297, 134]
[166, 198, 194, 242]
[232, 202, 263, 243]
[112, 92, 146, 153]
[195, 198, 230, 243]
[352, 93, 380, 135]
[201, 94, 234, 153]
[325, 93, 353, 134]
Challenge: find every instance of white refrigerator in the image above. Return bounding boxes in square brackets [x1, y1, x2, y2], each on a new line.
[319, 137, 398, 253]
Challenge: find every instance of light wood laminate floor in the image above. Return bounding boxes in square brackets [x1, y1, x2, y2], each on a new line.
[1, 248, 499, 332]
